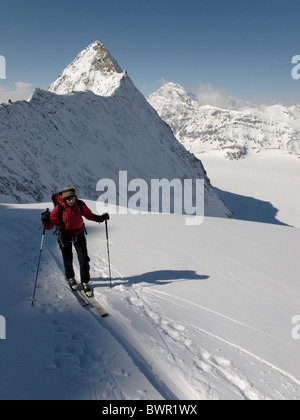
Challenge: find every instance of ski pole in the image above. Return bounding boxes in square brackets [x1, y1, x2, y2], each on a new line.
[31, 212, 48, 306]
[105, 220, 112, 288]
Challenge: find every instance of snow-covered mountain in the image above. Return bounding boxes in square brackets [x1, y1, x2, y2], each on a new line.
[0, 42, 231, 218]
[148, 82, 300, 159]
[48, 41, 124, 96]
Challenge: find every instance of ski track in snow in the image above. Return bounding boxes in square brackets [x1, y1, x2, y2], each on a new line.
[23, 241, 300, 400]
[0, 217, 159, 400]
[1, 206, 299, 400]
[34, 253, 128, 400]
[100, 273, 300, 401]
[147, 289, 300, 386]
[40, 242, 163, 400]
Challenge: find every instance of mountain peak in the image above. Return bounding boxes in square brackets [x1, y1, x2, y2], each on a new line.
[148, 82, 196, 106]
[48, 41, 124, 96]
[84, 41, 123, 74]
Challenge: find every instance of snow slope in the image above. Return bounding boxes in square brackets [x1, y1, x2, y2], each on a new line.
[0, 201, 299, 400]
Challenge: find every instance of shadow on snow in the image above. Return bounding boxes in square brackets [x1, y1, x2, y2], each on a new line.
[214, 187, 291, 227]
[92, 270, 209, 288]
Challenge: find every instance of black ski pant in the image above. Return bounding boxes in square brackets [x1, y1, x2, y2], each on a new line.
[59, 231, 90, 284]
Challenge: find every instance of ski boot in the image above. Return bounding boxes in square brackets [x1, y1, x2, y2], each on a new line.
[82, 282, 93, 298]
[68, 278, 77, 291]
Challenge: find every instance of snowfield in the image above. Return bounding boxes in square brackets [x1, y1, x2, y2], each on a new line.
[199, 149, 300, 229]
[0, 201, 299, 400]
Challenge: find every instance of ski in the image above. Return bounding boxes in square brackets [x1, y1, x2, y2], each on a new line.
[67, 279, 109, 317]
[74, 287, 90, 307]
[77, 288, 109, 318]
[67, 279, 89, 307]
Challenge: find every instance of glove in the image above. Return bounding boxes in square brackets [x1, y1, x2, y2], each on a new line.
[95, 213, 110, 223]
[41, 209, 50, 226]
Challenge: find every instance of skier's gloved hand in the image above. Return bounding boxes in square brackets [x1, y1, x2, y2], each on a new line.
[102, 213, 110, 221]
[95, 213, 110, 223]
[41, 209, 50, 226]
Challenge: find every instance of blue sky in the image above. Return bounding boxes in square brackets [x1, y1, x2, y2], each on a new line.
[0, 0, 299, 105]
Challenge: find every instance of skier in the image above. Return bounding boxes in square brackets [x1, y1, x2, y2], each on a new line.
[41, 186, 109, 296]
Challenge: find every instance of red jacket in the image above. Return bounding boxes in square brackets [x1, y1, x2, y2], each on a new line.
[46, 196, 97, 235]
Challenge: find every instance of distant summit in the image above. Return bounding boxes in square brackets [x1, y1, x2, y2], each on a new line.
[148, 82, 300, 159]
[48, 41, 125, 96]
